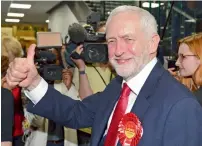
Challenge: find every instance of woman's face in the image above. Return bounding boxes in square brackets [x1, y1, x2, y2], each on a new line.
[176, 43, 200, 77]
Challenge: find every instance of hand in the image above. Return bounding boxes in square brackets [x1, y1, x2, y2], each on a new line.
[61, 45, 66, 53]
[6, 44, 41, 90]
[71, 45, 85, 71]
[168, 67, 178, 76]
[1, 77, 12, 90]
[62, 69, 73, 89]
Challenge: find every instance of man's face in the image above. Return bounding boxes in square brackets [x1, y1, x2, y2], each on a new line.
[106, 12, 153, 80]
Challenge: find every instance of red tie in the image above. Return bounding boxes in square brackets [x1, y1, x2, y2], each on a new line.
[104, 83, 131, 146]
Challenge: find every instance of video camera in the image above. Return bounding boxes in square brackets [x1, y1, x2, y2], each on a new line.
[35, 32, 63, 81]
[65, 12, 108, 65]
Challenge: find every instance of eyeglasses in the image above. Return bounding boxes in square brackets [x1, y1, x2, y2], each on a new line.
[177, 54, 198, 62]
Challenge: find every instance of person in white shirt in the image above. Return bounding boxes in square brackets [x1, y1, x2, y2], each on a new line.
[6, 5, 202, 146]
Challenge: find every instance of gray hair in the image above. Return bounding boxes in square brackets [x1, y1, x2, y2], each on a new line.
[106, 5, 158, 37]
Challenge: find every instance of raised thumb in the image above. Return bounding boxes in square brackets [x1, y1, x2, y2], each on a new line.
[27, 44, 36, 64]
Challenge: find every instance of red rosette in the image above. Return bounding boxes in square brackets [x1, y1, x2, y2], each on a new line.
[118, 113, 143, 146]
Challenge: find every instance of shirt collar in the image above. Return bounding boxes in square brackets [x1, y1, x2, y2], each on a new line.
[123, 57, 158, 95]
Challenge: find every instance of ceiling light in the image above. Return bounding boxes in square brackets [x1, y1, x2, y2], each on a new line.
[5, 18, 20, 23]
[185, 19, 196, 23]
[10, 3, 31, 9]
[46, 20, 49, 23]
[7, 12, 24, 17]
[142, 2, 164, 8]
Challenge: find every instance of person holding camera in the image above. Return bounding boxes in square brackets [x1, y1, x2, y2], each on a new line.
[70, 22, 115, 146]
[72, 22, 115, 100]
[6, 5, 202, 146]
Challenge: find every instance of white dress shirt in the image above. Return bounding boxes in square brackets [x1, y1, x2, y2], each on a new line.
[25, 57, 157, 143]
[103, 57, 157, 139]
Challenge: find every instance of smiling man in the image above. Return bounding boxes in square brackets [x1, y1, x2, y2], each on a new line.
[6, 5, 202, 146]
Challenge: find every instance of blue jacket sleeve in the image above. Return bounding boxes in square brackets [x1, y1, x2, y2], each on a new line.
[163, 97, 202, 146]
[27, 85, 104, 129]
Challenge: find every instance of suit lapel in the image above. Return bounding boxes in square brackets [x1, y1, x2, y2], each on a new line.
[117, 62, 165, 146]
[131, 61, 165, 122]
[91, 76, 123, 146]
[124, 62, 165, 146]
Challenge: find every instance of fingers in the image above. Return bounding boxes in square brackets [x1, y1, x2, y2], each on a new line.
[7, 70, 24, 83]
[6, 58, 29, 88]
[27, 44, 36, 65]
[6, 74, 19, 88]
[9, 63, 28, 79]
[75, 45, 83, 54]
[11, 58, 29, 73]
[62, 70, 73, 80]
[62, 74, 72, 80]
[62, 68, 73, 74]
[62, 68, 71, 73]
[2, 79, 12, 90]
[2, 77, 6, 83]
[168, 67, 176, 71]
[168, 68, 177, 76]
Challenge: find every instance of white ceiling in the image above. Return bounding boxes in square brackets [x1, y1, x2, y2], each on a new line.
[1, 1, 61, 24]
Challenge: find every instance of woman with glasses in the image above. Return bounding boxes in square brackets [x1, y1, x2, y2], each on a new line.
[169, 33, 202, 106]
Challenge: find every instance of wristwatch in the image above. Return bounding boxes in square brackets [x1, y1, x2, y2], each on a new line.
[79, 70, 86, 75]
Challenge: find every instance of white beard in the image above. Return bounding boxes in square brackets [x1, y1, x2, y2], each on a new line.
[110, 49, 150, 80]
[110, 58, 138, 79]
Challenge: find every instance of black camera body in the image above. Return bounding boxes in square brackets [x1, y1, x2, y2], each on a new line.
[82, 12, 108, 63]
[82, 32, 108, 63]
[35, 50, 63, 81]
[35, 32, 63, 81]
[82, 42, 108, 63]
[69, 32, 108, 64]
[67, 12, 108, 64]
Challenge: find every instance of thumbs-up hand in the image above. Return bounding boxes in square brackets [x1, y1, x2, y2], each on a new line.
[6, 44, 41, 90]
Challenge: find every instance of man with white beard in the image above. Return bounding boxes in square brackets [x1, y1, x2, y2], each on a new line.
[6, 5, 202, 146]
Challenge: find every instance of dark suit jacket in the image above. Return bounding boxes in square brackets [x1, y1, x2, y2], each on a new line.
[1, 87, 14, 142]
[194, 87, 202, 106]
[27, 62, 202, 146]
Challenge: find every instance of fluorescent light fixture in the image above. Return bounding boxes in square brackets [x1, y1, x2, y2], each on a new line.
[185, 19, 196, 23]
[7, 12, 24, 17]
[10, 3, 31, 9]
[142, 2, 164, 8]
[5, 18, 20, 23]
[46, 20, 49, 23]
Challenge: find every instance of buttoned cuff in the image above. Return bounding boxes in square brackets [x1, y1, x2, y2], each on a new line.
[24, 78, 48, 104]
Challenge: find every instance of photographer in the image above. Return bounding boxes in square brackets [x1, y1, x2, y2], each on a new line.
[70, 22, 115, 146]
[72, 22, 115, 100]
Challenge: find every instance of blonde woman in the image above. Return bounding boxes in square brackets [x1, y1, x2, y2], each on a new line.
[2, 36, 23, 62]
[2, 36, 24, 146]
